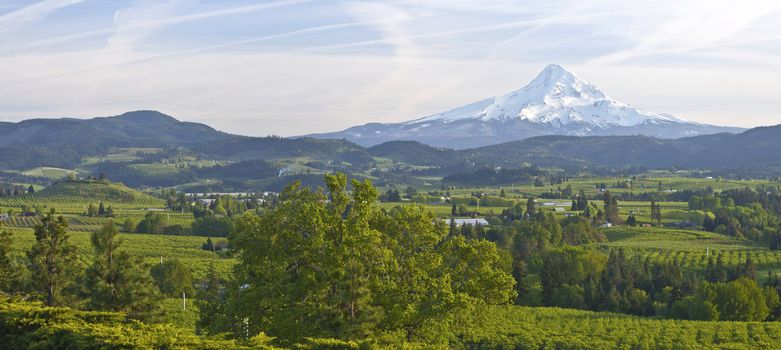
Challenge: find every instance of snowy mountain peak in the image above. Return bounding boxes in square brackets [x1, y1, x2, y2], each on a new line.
[525, 64, 606, 101]
[414, 64, 680, 127]
[309, 64, 743, 149]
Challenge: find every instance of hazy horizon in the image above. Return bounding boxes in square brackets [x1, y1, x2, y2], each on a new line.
[1, 0, 780, 136]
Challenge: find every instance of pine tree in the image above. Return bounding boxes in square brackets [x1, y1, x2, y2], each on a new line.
[604, 191, 620, 224]
[526, 197, 536, 218]
[626, 214, 637, 226]
[650, 201, 662, 225]
[28, 214, 77, 306]
[98, 202, 106, 217]
[0, 222, 20, 293]
[83, 221, 159, 319]
[196, 264, 228, 335]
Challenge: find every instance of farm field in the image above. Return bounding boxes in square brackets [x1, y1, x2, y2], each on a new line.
[4, 226, 233, 332]
[2, 173, 781, 343]
[594, 227, 781, 271]
[462, 305, 781, 349]
[20, 167, 78, 179]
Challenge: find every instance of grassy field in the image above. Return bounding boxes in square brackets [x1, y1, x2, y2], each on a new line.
[20, 167, 77, 179]
[80, 147, 162, 165]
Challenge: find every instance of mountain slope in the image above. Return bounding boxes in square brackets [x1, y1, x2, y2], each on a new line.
[0, 111, 372, 170]
[0, 110, 233, 149]
[309, 65, 743, 148]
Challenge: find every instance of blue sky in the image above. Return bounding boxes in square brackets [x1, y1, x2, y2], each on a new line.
[0, 0, 780, 136]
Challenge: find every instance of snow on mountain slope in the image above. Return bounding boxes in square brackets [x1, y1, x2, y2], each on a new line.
[412, 64, 681, 127]
[307, 64, 744, 149]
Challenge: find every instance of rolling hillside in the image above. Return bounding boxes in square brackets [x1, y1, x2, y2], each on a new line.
[32, 180, 160, 204]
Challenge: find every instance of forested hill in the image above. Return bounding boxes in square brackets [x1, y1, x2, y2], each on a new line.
[461, 125, 781, 170]
[0, 110, 233, 148]
[0, 111, 369, 169]
[0, 110, 779, 180]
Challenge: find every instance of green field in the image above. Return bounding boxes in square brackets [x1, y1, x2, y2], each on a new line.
[594, 227, 781, 271]
[462, 305, 781, 349]
[20, 167, 78, 179]
[3, 223, 233, 332]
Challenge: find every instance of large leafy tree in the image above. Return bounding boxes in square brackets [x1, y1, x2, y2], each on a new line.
[82, 221, 158, 320]
[27, 214, 78, 306]
[229, 173, 515, 345]
[151, 258, 194, 298]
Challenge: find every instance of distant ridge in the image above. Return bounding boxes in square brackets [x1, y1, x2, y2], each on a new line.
[307, 64, 744, 148]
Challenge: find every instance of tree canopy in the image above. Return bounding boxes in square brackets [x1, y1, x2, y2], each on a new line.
[228, 173, 515, 345]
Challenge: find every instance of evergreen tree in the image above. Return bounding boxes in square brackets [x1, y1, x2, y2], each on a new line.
[195, 264, 229, 335]
[83, 221, 158, 320]
[650, 201, 663, 225]
[98, 202, 106, 217]
[27, 185, 35, 194]
[0, 223, 20, 294]
[87, 203, 98, 217]
[526, 197, 536, 218]
[603, 191, 620, 224]
[27, 214, 78, 306]
[626, 214, 637, 227]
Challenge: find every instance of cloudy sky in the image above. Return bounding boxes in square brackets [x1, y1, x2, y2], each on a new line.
[0, 0, 780, 136]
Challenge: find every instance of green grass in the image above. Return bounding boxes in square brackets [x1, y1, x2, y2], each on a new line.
[20, 167, 77, 179]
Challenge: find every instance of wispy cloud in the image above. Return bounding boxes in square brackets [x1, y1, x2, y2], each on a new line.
[592, 0, 781, 64]
[25, 0, 311, 49]
[1, 0, 781, 134]
[0, 0, 83, 35]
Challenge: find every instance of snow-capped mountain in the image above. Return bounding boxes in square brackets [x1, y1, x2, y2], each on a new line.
[309, 64, 743, 149]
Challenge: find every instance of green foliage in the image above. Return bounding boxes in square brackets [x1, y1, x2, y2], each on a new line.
[229, 173, 515, 345]
[0, 297, 250, 349]
[27, 214, 79, 306]
[191, 215, 233, 237]
[151, 259, 194, 298]
[136, 211, 167, 234]
[459, 305, 781, 349]
[195, 264, 229, 336]
[82, 222, 159, 320]
[672, 277, 773, 322]
[0, 223, 20, 294]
